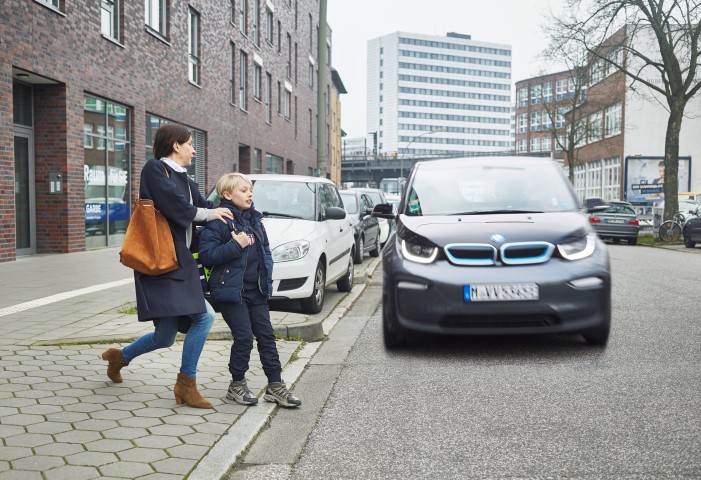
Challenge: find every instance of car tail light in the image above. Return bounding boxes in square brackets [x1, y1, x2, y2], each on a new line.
[629, 219, 639, 226]
[588, 216, 601, 224]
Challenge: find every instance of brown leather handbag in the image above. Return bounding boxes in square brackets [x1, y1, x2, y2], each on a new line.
[119, 198, 178, 275]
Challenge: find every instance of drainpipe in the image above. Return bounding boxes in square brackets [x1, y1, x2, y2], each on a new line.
[316, 0, 328, 177]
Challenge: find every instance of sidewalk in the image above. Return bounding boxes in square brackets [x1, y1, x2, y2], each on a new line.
[0, 247, 380, 479]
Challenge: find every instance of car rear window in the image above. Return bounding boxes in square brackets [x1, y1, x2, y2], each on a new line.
[603, 204, 635, 215]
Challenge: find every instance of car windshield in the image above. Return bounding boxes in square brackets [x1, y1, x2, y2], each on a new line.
[340, 193, 358, 214]
[404, 161, 578, 216]
[251, 180, 317, 220]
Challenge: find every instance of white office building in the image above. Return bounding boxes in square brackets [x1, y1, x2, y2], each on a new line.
[367, 31, 513, 158]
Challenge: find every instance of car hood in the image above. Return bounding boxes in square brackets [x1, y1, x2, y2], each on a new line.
[398, 212, 593, 246]
[261, 218, 317, 249]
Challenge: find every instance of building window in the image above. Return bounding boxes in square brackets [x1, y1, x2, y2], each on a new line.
[188, 7, 200, 85]
[239, 0, 248, 36]
[36, 0, 61, 10]
[556, 78, 570, 100]
[84, 96, 131, 246]
[294, 96, 298, 138]
[253, 63, 262, 100]
[265, 7, 274, 45]
[530, 111, 540, 132]
[265, 153, 283, 173]
[590, 59, 604, 85]
[542, 136, 552, 152]
[277, 81, 281, 115]
[518, 113, 527, 133]
[588, 112, 603, 143]
[555, 107, 566, 129]
[239, 50, 248, 110]
[265, 72, 272, 124]
[101, 0, 120, 41]
[542, 82, 552, 103]
[309, 13, 313, 51]
[605, 103, 622, 137]
[252, 0, 260, 46]
[530, 84, 541, 105]
[308, 62, 314, 88]
[518, 87, 528, 107]
[517, 139, 526, 152]
[287, 34, 292, 79]
[602, 157, 620, 200]
[530, 137, 541, 152]
[309, 108, 313, 145]
[252, 149, 262, 173]
[278, 21, 282, 53]
[284, 89, 291, 120]
[231, 0, 236, 25]
[145, 0, 167, 36]
[541, 110, 552, 130]
[230, 42, 236, 104]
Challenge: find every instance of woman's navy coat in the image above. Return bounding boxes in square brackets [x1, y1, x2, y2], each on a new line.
[198, 200, 273, 304]
[133, 159, 212, 323]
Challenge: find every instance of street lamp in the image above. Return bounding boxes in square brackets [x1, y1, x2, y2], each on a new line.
[399, 129, 447, 178]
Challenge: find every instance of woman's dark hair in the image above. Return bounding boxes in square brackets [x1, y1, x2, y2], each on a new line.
[153, 124, 192, 159]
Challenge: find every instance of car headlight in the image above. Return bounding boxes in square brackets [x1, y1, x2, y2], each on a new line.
[401, 239, 438, 264]
[557, 233, 596, 261]
[272, 240, 310, 262]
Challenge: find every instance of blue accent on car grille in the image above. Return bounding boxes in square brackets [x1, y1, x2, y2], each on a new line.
[444, 244, 497, 266]
[443, 241, 555, 266]
[500, 242, 554, 265]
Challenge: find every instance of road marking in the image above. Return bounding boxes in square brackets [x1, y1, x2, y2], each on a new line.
[0, 278, 134, 318]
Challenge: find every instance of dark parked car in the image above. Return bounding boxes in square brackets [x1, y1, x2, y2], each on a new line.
[588, 200, 640, 245]
[372, 156, 612, 349]
[340, 190, 381, 264]
[682, 204, 701, 248]
[347, 187, 395, 246]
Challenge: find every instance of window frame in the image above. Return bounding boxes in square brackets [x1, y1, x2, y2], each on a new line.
[188, 6, 201, 85]
[239, 50, 249, 111]
[145, 0, 167, 37]
[101, 0, 121, 42]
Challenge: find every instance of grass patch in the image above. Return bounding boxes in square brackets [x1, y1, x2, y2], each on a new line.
[636, 235, 683, 246]
[118, 303, 138, 315]
[288, 342, 306, 363]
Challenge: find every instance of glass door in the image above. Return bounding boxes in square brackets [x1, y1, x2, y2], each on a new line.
[14, 131, 36, 255]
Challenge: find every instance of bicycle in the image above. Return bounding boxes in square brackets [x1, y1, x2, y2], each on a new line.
[658, 211, 687, 242]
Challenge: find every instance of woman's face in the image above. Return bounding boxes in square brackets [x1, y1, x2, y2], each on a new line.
[172, 136, 195, 167]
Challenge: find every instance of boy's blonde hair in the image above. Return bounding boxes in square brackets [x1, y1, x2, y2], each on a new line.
[216, 172, 252, 197]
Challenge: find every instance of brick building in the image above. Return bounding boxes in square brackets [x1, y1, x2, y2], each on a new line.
[1, 0, 342, 261]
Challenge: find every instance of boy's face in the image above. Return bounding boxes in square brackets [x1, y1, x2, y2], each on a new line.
[223, 183, 253, 210]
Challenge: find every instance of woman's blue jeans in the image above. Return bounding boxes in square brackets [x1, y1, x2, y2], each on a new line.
[121, 300, 215, 378]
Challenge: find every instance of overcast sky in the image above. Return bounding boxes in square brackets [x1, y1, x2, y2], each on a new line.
[326, 0, 564, 138]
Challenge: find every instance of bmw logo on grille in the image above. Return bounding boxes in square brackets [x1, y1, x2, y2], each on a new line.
[490, 234, 506, 244]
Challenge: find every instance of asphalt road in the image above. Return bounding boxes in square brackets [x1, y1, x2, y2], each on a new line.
[231, 244, 701, 479]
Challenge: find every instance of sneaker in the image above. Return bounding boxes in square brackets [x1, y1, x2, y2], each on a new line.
[264, 381, 301, 408]
[226, 380, 258, 406]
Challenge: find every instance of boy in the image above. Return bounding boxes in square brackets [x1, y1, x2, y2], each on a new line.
[198, 173, 301, 408]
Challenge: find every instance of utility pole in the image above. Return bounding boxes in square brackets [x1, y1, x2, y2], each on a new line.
[316, 0, 328, 178]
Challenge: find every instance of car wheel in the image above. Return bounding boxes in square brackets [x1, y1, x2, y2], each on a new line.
[369, 234, 381, 257]
[684, 229, 696, 248]
[336, 254, 354, 292]
[582, 322, 610, 346]
[300, 260, 325, 314]
[628, 237, 638, 246]
[353, 236, 364, 264]
[382, 291, 407, 349]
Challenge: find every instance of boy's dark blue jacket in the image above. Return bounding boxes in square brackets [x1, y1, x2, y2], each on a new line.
[198, 199, 273, 303]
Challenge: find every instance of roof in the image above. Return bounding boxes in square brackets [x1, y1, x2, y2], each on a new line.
[331, 68, 347, 94]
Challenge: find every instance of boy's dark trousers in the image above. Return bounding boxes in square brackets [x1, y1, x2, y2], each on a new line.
[219, 288, 282, 384]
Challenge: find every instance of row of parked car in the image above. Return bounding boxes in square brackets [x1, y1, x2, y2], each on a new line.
[205, 175, 393, 315]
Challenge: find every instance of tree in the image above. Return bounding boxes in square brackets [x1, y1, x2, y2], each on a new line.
[548, 0, 701, 220]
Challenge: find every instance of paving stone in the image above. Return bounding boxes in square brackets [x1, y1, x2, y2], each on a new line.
[37, 396, 79, 406]
[89, 409, 132, 421]
[65, 451, 118, 467]
[91, 387, 127, 396]
[0, 470, 43, 479]
[62, 403, 105, 414]
[179, 432, 219, 446]
[77, 395, 119, 405]
[0, 384, 29, 393]
[160, 415, 203, 426]
[0, 398, 36, 409]
[85, 439, 133, 453]
[0, 371, 26, 380]
[107, 401, 147, 411]
[147, 424, 194, 436]
[53, 430, 102, 444]
[98, 461, 154, 478]
[11, 454, 65, 471]
[202, 412, 240, 425]
[32, 382, 70, 392]
[26, 422, 73, 435]
[46, 412, 90, 423]
[73, 419, 119, 432]
[0, 425, 25, 437]
[0, 414, 45, 428]
[192, 422, 230, 435]
[102, 426, 148, 440]
[10, 377, 44, 386]
[59, 389, 94, 398]
[117, 447, 168, 463]
[145, 398, 179, 408]
[0, 407, 19, 417]
[166, 444, 210, 460]
[18, 405, 63, 416]
[4, 433, 52, 448]
[133, 435, 182, 449]
[0, 446, 32, 461]
[0, 461, 7, 472]
[43, 465, 100, 480]
[118, 417, 162, 429]
[132, 407, 176, 418]
[34, 443, 85, 456]
[138, 474, 183, 480]
[119, 393, 159, 402]
[152, 457, 198, 475]
[12, 390, 53, 400]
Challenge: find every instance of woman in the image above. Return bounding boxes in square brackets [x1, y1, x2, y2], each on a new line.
[102, 124, 232, 409]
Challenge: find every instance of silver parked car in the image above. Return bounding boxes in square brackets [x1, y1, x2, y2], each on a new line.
[588, 200, 640, 245]
[372, 156, 612, 349]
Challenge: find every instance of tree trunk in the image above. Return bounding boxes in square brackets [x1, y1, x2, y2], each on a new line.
[663, 104, 684, 221]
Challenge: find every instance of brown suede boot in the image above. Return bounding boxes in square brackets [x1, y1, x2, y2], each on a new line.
[101, 348, 128, 383]
[173, 373, 213, 409]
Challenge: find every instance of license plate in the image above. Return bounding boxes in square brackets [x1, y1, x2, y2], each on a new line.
[464, 283, 539, 302]
[605, 218, 625, 223]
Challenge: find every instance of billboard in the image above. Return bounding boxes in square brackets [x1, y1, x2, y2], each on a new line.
[624, 155, 691, 205]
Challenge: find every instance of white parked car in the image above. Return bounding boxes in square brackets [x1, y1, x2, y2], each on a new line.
[207, 174, 355, 314]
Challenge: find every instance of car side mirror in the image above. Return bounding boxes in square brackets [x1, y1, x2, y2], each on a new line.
[372, 203, 396, 220]
[325, 206, 346, 220]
